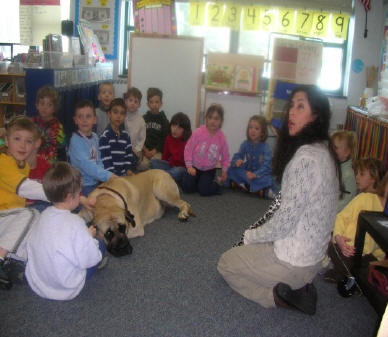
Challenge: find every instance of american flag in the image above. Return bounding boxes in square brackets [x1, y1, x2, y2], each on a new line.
[360, 0, 371, 12]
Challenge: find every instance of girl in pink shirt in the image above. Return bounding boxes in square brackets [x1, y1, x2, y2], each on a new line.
[182, 104, 230, 196]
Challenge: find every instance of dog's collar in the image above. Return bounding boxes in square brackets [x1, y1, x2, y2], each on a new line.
[96, 186, 136, 227]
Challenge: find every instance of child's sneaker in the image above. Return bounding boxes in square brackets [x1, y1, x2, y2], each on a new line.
[0, 259, 12, 290]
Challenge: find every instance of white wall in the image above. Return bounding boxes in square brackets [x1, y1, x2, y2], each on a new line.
[70, 1, 386, 147]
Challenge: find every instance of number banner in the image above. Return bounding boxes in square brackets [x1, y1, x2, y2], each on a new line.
[208, 3, 225, 27]
[188, 1, 350, 40]
[189, 1, 205, 26]
[223, 3, 241, 30]
[312, 12, 329, 38]
[259, 8, 276, 32]
[332, 13, 350, 40]
[277, 9, 295, 34]
[242, 6, 260, 31]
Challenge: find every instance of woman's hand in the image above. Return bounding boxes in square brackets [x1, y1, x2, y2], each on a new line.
[234, 159, 244, 167]
[187, 166, 196, 176]
[335, 235, 355, 257]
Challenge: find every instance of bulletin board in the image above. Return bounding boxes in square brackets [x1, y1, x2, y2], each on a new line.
[128, 33, 203, 127]
[75, 0, 119, 59]
[266, 37, 323, 121]
[205, 52, 264, 93]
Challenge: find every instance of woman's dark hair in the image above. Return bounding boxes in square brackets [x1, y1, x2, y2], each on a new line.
[272, 85, 341, 190]
[170, 112, 192, 141]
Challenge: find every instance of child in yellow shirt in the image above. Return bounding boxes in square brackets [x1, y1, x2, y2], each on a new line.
[0, 117, 94, 290]
[324, 172, 388, 283]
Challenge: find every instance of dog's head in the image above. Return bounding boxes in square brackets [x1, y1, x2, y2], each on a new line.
[92, 195, 135, 257]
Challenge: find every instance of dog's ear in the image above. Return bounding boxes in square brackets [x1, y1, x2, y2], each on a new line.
[125, 210, 136, 228]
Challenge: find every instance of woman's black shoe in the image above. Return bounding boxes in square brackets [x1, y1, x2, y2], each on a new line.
[274, 282, 317, 315]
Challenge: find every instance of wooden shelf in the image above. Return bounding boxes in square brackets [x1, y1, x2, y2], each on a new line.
[0, 73, 26, 127]
[0, 101, 26, 106]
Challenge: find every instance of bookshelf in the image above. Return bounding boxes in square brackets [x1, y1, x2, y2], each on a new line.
[0, 73, 26, 127]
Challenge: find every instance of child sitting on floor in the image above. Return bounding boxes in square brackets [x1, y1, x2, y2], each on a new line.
[331, 130, 358, 212]
[26, 128, 51, 212]
[150, 112, 192, 183]
[0, 117, 49, 289]
[182, 103, 230, 196]
[25, 162, 105, 300]
[324, 172, 388, 283]
[95, 82, 115, 136]
[138, 88, 170, 171]
[227, 115, 277, 199]
[124, 87, 146, 159]
[31, 85, 66, 163]
[68, 100, 116, 196]
[99, 98, 137, 176]
[353, 158, 384, 194]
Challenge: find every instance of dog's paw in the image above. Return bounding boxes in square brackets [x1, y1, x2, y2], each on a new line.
[178, 208, 194, 222]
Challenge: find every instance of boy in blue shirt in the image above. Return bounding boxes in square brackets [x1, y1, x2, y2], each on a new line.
[99, 98, 137, 176]
[68, 100, 116, 196]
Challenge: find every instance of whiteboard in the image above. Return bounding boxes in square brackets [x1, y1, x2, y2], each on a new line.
[128, 33, 204, 128]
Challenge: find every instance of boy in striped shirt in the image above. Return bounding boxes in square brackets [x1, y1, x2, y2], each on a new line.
[99, 98, 137, 176]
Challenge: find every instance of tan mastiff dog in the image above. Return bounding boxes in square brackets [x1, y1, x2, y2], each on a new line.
[79, 169, 194, 256]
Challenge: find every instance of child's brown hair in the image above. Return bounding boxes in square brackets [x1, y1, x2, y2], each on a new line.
[74, 99, 95, 116]
[331, 130, 358, 160]
[43, 162, 82, 203]
[124, 87, 142, 102]
[147, 87, 163, 102]
[247, 115, 268, 142]
[170, 112, 192, 141]
[109, 98, 127, 112]
[35, 85, 59, 113]
[205, 103, 224, 124]
[353, 158, 385, 189]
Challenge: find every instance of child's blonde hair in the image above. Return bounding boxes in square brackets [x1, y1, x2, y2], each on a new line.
[98, 82, 114, 93]
[36, 85, 59, 113]
[353, 158, 385, 189]
[247, 115, 268, 142]
[6, 116, 39, 139]
[331, 130, 358, 159]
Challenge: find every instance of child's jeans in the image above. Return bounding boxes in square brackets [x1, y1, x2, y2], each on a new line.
[28, 201, 51, 213]
[181, 167, 221, 196]
[150, 159, 186, 182]
[86, 238, 106, 280]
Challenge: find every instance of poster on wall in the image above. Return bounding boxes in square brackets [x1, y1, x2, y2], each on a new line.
[271, 38, 322, 85]
[19, 0, 61, 46]
[75, 0, 119, 59]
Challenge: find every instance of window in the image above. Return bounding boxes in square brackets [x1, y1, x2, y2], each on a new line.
[121, 0, 135, 75]
[121, 1, 348, 96]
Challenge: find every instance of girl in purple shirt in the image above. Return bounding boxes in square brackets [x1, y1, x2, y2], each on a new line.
[182, 104, 230, 196]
